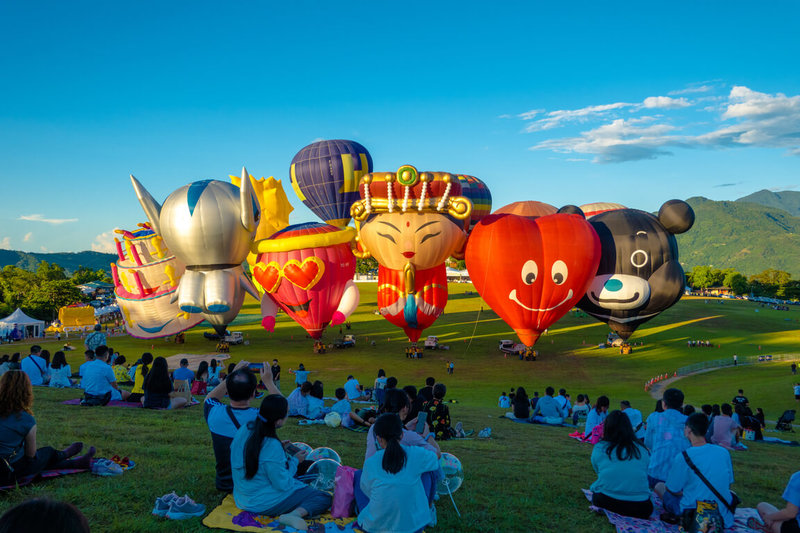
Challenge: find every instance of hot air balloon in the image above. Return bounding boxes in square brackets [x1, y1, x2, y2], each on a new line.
[494, 201, 557, 219]
[130, 168, 260, 334]
[576, 200, 694, 340]
[466, 211, 601, 348]
[456, 174, 492, 231]
[252, 223, 360, 339]
[579, 202, 627, 219]
[290, 140, 373, 227]
[351, 165, 472, 343]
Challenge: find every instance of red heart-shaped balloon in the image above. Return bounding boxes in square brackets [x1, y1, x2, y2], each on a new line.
[253, 261, 282, 293]
[466, 213, 600, 347]
[283, 257, 325, 291]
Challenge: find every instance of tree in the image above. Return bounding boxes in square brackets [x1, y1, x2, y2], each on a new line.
[36, 260, 67, 281]
[687, 265, 723, 289]
[355, 257, 378, 275]
[0, 266, 37, 309]
[750, 268, 792, 287]
[24, 279, 84, 320]
[723, 272, 748, 295]
[71, 266, 111, 285]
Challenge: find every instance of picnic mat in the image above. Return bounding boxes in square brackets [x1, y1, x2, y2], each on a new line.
[61, 399, 200, 408]
[0, 467, 88, 491]
[202, 494, 364, 532]
[581, 489, 764, 533]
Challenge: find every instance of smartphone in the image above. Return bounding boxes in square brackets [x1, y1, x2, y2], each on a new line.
[249, 362, 264, 370]
[415, 411, 428, 434]
[285, 443, 301, 455]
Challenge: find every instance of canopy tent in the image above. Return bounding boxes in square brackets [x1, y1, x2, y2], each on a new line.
[0, 308, 46, 338]
[445, 267, 471, 281]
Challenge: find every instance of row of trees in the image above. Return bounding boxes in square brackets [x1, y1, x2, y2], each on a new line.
[686, 265, 800, 299]
[0, 262, 110, 321]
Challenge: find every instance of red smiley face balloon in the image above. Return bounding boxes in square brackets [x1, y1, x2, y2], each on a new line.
[465, 212, 601, 347]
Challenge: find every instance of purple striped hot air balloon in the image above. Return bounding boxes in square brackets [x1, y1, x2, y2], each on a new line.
[290, 140, 373, 227]
[456, 174, 492, 231]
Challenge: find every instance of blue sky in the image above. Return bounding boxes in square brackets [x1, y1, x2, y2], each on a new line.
[2, 1, 799, 253]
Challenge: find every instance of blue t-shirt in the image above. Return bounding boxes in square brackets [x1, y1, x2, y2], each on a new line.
[623, 408, 645, 439]
[498, 396, 511, 408]
[48, 365, 72, 388]
[590, 441, 651, 501]
[344, 378, 362, 399]
[20, 355, 48, 386]
[331, 399, 353, 427]
[173, 367, 195, 382]
[80, 359, 116, 396]
[293, 370, 309, 385]
[230, 427, 305, 513]
[532, 395, 563, 419]
[306, 396, 326, 420]
[359, 444, 440, 533]
[645, 409, 688, 482]
[665, 444, 735, 528]
[584, 409, 607, 437]
[204, 398, 258, 492]
[287, 388, 308, 417]
[0, 412, 36, 463]
[782, 471, 800, 527]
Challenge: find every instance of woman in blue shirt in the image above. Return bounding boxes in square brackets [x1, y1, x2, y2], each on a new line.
[231, 394, 331, 530]
[358, 413, 439, 533]
[590, 410, 653, 519]
[584, 395, 610, 438]
[48, 351, 73, 388]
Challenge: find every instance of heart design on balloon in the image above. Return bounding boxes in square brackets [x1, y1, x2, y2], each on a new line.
[465, 212, 600, 347]
[253, 261, 282, 293]
[282, 257, 325, 290]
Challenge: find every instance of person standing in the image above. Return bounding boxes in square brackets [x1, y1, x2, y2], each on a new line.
[792, 362, 797, 375]
[271, 359, 281, 390]
[733, 354, 738, 366]
[448, 361, 454, 375]
[84, 324, 106, 352]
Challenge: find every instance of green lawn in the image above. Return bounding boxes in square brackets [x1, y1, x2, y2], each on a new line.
[1, 285, 799, 532]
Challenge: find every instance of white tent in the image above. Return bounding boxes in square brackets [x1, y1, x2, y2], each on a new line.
[0, 308, 45, 338]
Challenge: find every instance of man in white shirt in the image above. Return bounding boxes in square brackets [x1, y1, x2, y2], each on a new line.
[621, 400, 645, 441]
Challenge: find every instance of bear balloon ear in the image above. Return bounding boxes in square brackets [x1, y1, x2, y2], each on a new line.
[557, 205, 585, 218]
[658, 200, 695, 234]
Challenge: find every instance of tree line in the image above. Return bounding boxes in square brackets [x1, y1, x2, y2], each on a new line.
[686, 265, 800, 299]
[0, 262, 110, 321]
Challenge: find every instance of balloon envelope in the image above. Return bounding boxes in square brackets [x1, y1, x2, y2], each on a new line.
[457, 174, 492, 231]
[466, 213, 600, 347]
[494, 201, 557, 219]
[290, 139, 373, 227]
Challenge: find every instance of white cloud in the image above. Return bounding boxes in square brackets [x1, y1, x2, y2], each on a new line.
[668, 85, 714, 95]
[527, 85, 800, 162]
[497, 113, 512, 119]
[18, 214, 78, 224]
[91, 231, 117, 253]
[521, 102, 634, 132]
[23, 232, 33, 242]
[0, 237, 10, 249]
[40, 246, 48, 252]
[643, 96, 690, 109]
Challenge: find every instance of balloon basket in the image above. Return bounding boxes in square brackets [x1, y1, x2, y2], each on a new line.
[405, 345, 423, 359]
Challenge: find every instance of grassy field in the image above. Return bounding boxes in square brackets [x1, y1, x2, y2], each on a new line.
[1, 284, 799, 532]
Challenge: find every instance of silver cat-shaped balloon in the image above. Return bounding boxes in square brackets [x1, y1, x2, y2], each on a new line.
[130, 167, 260, 334]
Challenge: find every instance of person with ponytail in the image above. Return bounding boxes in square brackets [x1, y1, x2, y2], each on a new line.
[231, 394, 331, 530]
[127, 352, 152, 404]
[357, 413, 439, 533]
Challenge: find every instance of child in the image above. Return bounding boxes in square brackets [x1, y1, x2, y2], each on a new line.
[755, 470, 800, 533]
[192, 361, 209, 396]
[306, 381, 329, 420]
[357, 413, 439, 533]
[572, 394, 591, 424]
[423, 383, 451, 440]
[498, 392, 510, 409]
[112, 355, 132, 386]
[331, 388, 374, 428]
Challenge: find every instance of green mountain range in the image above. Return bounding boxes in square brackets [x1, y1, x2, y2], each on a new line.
[677, 196, 800, 278]
[736, 189, 800, 217]
[0, 249, 116, 275]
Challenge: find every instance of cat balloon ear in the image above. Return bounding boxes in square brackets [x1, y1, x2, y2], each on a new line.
[557, 205, 585, 219]
[130, 175, 162, 235]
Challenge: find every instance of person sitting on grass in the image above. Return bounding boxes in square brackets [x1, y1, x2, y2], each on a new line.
[306, 381, 329, 420]
[0, 497, 91, 533]
[645, 388, 688, 488]
[620, 400, 645, 442]
[710, 403, 746, 451]
[531, 386, 566, 423]
[47, 351, 73, 389]
[403, 385, 423, 424]
[345, 375, 369, 401]
[142, 357, 188, 410]
[755, 470, 800, 533]
[172, 358, 195, 383]
[590, 410, 653, 519]
[205, 360, 265, 492]
[357, 413, 439, 533]
[512, 387, 530, 419]
[79, 345, 130, 405]
[654, 413, 735, 529]
[231, 394, 331, 531]
[498, 391, 511, 409]
[423, 383, 452, 441]
[571, 394, 590, 424]
[191, 361, 209, 396]
[208, 358, 221, 388]
[584, 396, 610, 439]
[287, 382, 312, 418]
[0, 371, 96, 488]
[331, 388, 375, 429]
[365, 389, 440, 461]
[418, 377, 435, 404]
[111, 355, 132, 386]
[126, 352, 152, 404]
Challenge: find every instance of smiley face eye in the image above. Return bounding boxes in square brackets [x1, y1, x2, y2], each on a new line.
[551, 260, 568, 285]
[521, 260, 538, 285]
[631, 250, 649, 268]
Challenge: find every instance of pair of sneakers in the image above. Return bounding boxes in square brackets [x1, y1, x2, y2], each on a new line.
[152, 492, 206, 520]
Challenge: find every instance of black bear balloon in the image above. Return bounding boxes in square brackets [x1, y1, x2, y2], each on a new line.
[577, 200, 695, 340]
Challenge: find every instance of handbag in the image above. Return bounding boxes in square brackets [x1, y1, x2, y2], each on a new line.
[81, 391, 112, 406]
[680, 450, 739, 532]
[331, 465, 357, 518]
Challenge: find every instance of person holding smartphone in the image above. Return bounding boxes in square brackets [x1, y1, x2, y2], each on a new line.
[230, 394, 331, 530]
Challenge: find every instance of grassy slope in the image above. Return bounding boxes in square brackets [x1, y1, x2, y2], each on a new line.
[1, 284, 799, 532]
